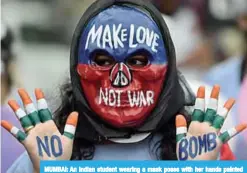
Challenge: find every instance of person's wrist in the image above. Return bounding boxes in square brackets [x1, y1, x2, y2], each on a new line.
[33, 166, 40, 173]
[34, 169, 39, 173]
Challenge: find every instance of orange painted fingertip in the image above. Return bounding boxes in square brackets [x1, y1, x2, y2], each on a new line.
[236, 124, 247, 132]
[176, 114, 187, 127]
[18, 88, 32, 105]
[197, 86, 205, 98]
[66, 112, 79, 126]
[35, 88, 44, 100]
[8, 100, 20, 111]
[224, 98, 235, 110]
[1, 120, 13, 131]
[210, 85, 220, 99]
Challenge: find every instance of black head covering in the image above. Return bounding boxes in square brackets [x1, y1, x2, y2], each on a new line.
[70, 0, 195, 142]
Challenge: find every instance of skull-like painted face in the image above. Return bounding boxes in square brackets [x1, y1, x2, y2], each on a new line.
[77, 5, 168, 128]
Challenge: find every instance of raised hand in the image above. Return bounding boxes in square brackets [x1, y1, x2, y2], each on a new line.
[1, 89, 78, 172]
[176, 85, 247, 160]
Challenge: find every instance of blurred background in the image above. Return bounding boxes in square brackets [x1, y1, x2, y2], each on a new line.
[1, 0, 247, 171]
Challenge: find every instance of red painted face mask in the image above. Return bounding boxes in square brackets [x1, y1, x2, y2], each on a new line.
[77, 6, 168, 128]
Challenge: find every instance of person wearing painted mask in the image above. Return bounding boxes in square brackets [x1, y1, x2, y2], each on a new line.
[1, 1, 246, 173]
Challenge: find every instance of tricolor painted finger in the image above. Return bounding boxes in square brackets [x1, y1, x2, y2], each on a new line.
[212, 98, 235, 130]
[192, 86, 205, 122]
[204, 85, 220, 125]
[35, 88, 52, 122]
[219, 124, 247, 143]
[18, 89, 41, 125]
[8, 100, 34, 132]
[176, 115, 187, 142]
[1, 120, 27, 142]
[63, 112, 78, 140]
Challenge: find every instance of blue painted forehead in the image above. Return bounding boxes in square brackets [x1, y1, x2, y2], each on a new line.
[78, 5, 167, 64]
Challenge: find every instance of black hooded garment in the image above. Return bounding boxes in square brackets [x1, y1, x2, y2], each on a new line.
[69, 0, 195, 143]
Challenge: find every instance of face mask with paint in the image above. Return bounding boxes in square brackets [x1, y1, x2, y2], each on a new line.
[77, 5, 168, 128]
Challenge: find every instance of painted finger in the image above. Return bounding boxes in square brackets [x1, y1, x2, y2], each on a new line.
[212, 98, 235, 131]
[204, 85, 220, 125]
[219, 124, 247, 143]
[176, 114, 187, 142]
[18, 89, 41, 125]
[35, 88, 52, 122]
[1, 120, 27, 142]
[192, 86, 205, 122]
[8, 100, 34, 132]
[63, 112, 79, 140]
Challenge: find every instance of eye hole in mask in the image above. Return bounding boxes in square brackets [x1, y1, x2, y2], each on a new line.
[126, 55, 149, 68]
[125, 50, 151, 70]
[91, 51, 116, 70]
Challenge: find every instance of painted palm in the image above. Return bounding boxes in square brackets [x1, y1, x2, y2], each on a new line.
[1, 89, 78, 172]
[176, 85, 247, 160]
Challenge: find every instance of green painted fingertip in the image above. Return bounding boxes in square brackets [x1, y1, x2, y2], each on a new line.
[192, 109, 204, 122]
[39, 109, 52, 122]
[204, 108, 217, 124]
[28, 111, 41, 125]
[63, 132, 74, 140]
[212, 115, 225, 129]
[20, 116, 33, 128]
[16, 131, 27, 142]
